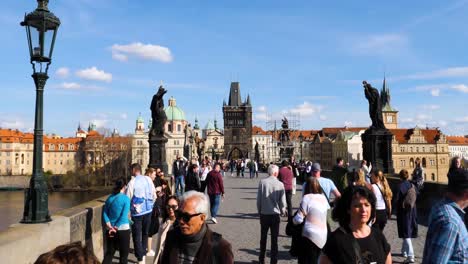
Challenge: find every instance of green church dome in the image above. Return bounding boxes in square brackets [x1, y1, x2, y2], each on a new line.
[164, 97, 186, 121]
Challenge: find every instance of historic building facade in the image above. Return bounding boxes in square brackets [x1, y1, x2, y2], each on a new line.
[222, 82, 252, 160]
[252, 126, 274, 163]
[446, 136, 468, 165]
[390, 127, 450, 183]
[203, 119, 224, 160]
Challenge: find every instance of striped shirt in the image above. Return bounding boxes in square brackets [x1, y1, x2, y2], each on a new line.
[422, 198, 468, 264]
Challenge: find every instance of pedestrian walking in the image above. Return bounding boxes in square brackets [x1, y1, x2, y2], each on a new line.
[293, 178, 328, 264]
[422, 168, 468, 264]
[256, 164, 287, 264]
[160, 191, 234, 264]
[319, 186, 392, 264]
[360, 160, 372, 184]
[396, 169, 418, 263]
[102, 178, 131, 264]
[330, 157, 350, 194]
[145, 168, 160, 257]
[185, 164, 201, 192]
[126, 163, 156, 264]
[278, 160, 294, 220]
[206, 163, 225, 224]
[172, 155, 187, 197]
[371, 170, 393, 231]
[200, 163, 210, 192]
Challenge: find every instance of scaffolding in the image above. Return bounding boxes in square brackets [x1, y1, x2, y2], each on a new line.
[265, 112, 301, 163]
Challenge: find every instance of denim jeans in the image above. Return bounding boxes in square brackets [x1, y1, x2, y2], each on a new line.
[131, 213, 151, 261]
[402, 238, 414, 257]
[175, 175, 185, 197]
[250, 170, 255, 179]
[209, 194, 221, 218]
[259, 214, 280, 264]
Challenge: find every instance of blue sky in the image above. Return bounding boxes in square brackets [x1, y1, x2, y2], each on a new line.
[1, 0, 468, 137]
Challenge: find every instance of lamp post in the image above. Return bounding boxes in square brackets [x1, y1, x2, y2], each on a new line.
[298, 133, 304, 161]
[20, 0, 60, 224]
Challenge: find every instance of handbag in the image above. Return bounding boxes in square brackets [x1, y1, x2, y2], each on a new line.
[288, 210, 305, 257]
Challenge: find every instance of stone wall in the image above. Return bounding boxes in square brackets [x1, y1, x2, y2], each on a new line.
[0, 176, 30, 188]
[0, 195, 107, 263]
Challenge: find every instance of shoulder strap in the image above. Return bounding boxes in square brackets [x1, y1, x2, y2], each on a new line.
[318, 181, 329, 202]
[375, 183, 387, 200]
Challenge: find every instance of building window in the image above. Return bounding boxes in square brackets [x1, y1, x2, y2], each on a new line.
[416, 147, 419, 152]
[174, 150, 177, 155]
[49, 144, 55, 150]
[177, 124, 182, 132]
[422, 147, 425, 152]
[430, 159, 435, 166]
[422, 157, 427, 168]
[430, 147, 434, 152]
[168, 124, 172, 132]
[59, 144, 64, 150]
[431, 173, 435, 181]
[410, 147, 413, 152]
[410, 158, 414, 168]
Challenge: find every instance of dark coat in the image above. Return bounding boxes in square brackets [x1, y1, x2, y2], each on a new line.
[173, 160, 187, 176]
[185, 170, 201, 192]
[160, 226, 234, 264]
[396, 180, 418, 238]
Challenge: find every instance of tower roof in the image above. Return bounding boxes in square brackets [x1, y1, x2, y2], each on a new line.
[228, 82, 242, 106]
[194, 117, 200, 130]
[137, 112, 144, 123]
[381, 77, 398, 112]
[205, 120, 215, 130]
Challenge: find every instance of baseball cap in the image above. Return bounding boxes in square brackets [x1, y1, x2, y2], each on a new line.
[312, 163, 321, 172]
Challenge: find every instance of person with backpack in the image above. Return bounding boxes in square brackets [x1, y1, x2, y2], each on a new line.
[412, 158, 424, 194]
[126, 163, 156, 264]
[396, 169, 418, 263]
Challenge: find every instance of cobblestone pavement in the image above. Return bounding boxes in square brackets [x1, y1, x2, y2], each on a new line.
[128, 172, 427, 263]
[209, 172, 428, 264]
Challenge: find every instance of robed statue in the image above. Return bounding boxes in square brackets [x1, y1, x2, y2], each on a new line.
[254, 141, 260, 162]
[150, 85, 168, 137]
[280, 117, 290, 143]
[363, 81, 385, 129]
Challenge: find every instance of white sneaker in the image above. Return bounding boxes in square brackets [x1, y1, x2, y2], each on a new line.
[212, 217, 217, 224]
[147, 249, 155, 256]
[401, 251, 408, 258]
[405, 256, 415, 263]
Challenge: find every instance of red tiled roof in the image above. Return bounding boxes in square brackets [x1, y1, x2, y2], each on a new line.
[447, 136, 468, 145]
[389, 128, 442, 144]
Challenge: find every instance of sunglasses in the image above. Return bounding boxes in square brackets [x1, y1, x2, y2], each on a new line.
[176, 210, 202, 223]
[166, 204, 178, 210]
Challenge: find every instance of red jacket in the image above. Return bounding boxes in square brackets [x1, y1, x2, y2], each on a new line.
[278, 166, 293, 191]
[206, 170, 224, 195]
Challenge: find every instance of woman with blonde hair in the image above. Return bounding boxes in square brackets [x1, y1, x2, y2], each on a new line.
[371, 170, 393, 231]
[353, 169, 372, 191]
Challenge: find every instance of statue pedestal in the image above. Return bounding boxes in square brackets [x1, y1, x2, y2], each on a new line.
[361, 128, 394, 174]
[148, 135, 169, 176]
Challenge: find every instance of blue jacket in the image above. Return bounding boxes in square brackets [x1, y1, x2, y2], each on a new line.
[103, 193, 130, 228]
[127, 175, 155, 216]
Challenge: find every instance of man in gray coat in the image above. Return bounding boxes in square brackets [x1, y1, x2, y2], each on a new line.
[256, 164, 287, 264]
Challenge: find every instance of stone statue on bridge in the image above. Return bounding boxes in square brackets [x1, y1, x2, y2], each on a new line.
[150, 85, 168, 137]
[363, 81, 385, 129]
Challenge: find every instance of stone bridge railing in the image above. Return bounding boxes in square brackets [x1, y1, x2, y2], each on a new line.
[0, 195, 108, 264]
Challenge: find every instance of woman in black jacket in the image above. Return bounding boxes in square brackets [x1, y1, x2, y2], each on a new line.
[185, 164, 201, 192]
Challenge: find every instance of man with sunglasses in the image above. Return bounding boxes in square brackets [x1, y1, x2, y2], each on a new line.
[160, 191, 234, 264]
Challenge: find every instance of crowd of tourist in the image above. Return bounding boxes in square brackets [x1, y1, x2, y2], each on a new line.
[33, 155, 467, 264]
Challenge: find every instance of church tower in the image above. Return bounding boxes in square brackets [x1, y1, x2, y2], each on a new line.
[381, 77, 399, 129]
[135, 113, 145, 134]
[222, 82, 253, 159]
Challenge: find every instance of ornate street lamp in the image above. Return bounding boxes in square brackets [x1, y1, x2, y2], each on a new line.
[20, 0, 60, 224]
[298, 133, 304, 161]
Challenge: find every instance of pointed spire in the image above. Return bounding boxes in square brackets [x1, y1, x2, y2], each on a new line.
[194, 116, 200, 130]
[223, 99, 227, 106]
[214, 118, 218, 129]
[88, 122, 91, 132]
[77, 122, 81, 131]
[246, 94, 251, 106]
[228, 82, 241, 106]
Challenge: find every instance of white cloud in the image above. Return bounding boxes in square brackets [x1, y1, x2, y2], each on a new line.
[288, 102, 322, 117]
[120, 113, 128, 120]
[257, 106, 267, 112]
[407, 67, 468, 80]
[55, 67, 70, 78]
[431, 89, 440, 96]
[111, 42, 173, 63]
[90, 119, 108, 128]
[59, 82, 81, 89]
[438, 120, 448, 127]
[76, 67, 112, 82]
[401, 118, 414, 123]
[350, 33, 408, 56]
[451, 84, 468, 93]
[455, 116, 468, 123]
[319, 115, 327, 121]
[344, 121, 353, 127]
[421, 104, 440, 110]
